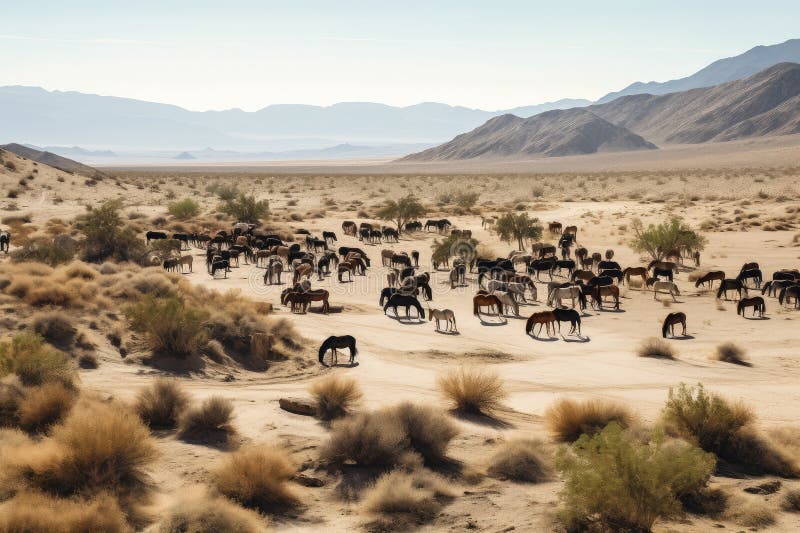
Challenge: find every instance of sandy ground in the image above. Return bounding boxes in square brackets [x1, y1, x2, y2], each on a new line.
[2, 148, 800, 531]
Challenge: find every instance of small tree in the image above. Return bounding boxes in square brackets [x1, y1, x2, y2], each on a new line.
[168, 198, 200, 220]
[376, 194, 426, 235]
[630, 217, 706, 261]
[455, 192, 480, 212]
[76, 200, 145, 263]
[431, 234, 478, 265]
[220, 194, 269, 224]
[494, 212, 542, 250]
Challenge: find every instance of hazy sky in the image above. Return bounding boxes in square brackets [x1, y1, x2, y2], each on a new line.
[2, 1, 798, 111]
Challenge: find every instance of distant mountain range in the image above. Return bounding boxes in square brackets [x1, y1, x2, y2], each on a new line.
[596, 38, 800, 103]
[0, 38, 798, 160]
[405, 63, 800, 161]
[1, 143, 104, 176]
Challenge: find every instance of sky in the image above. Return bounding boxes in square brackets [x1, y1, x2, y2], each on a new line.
[1, 0, 799, 111]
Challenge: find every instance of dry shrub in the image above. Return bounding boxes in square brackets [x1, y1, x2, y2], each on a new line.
[0, 491, 131, 533]
[125, 294, 208, 358]
[0, 376, 25, 428]
[782, 488, 800, 512]
[487, 439, 552, 483]
[135, 379, 190, 429]
[157, 486, 265, 533]
[712, 342, 749, 365]
[178, 396, 236, 444]
[62, 261, 97, 280]
[545, 398, 633, 442]
[437, 367, 507, 415]
[637, 337, 676, 359]
[18, 382, 77, 434]
[556, 423, 715, 532]
[213, 445, 298, 513]
[78, 353, 98, 369]
[5, 398, 156, 526]
[663, 383, 799, 476]
[322, 402, 458, 469]
[31, 311, 77, 348]
[363, 469, 454, 527]
[308, 374, 363, 420]
[729, 500, 776, 528]
[0, 332, 74, 387]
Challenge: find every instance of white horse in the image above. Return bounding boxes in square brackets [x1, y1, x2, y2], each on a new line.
[428, 308, 457, 333]
[552, 286, 582, 309]
[491, 290, 519, 317]
[653, 281, 680, 301]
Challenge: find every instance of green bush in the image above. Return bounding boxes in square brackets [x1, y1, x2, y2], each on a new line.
[125, 295, 209, 358]
[10, 238, 75, 266]
[0, 332, 74, 387]
[219, 194, 268, 224]
[76, 200, 147, 263]
[630, 217, 706, 261]
[556, 423, 715, 531]
[494, 211, 542, 250]
[168, 198, 200, 220]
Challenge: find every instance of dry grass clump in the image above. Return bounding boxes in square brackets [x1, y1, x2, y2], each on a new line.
[125, 294, 209, 359]
[178, 396, 236, 444]
[322, 402, 458, 469]
[363, 469, 455, 528]
[663, 383, 799, 476]
[556, 423, 715, 532]
[728, 500, 776, 528]
[0, 491, 131, 533]
[637, 337, 676, 359]
[0, 376, 25, 428]
[157, 487, 265, 533]
[18, 382, 77, 434]
[31, 310, 77, 348]
[308, 374, 363, 420]
[437, 367, 507, 416]
[545, 398, 634, 442]
[487, 439, 553, 483]
[712, 342, 749, 366]
[213, 444, 298, 513]
[782, 488, 800, 512]
[134, 379, 190, 429]
[63, 261, 98, 280]
[0, 332, 74, 387]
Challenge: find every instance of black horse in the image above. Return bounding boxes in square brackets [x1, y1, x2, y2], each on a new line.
[586, 275, 614, 288]
[555, 259, 575, 277]
[146, 230, 167, 245]
[338, 246, 371, 267]
[322, 231, 337, 245]
[405, 221, 422, 232]
[411, 250, 420, 267]
[552, 307, 582, 335]
[716, 279, 748, 300]
[597, 260, 620, 271]
[736, 268, 762, 289]
[653, 267, 673, 282]
[210, 260, 229, 278]
[527, 257, 556, 281]
[318, 335, 357, 366]
[383, 294, 425, 319]
[382, 228, 399, 242]
[599, 269, 624, 284]
[0, 231, 9, 254]
[778, 285, 800, 309]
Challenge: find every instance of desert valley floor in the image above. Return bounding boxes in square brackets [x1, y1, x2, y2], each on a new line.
[2, 154, 800, 531]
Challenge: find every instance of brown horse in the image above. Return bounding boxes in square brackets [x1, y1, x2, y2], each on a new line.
[586, 284, 620, 310]
[282, 289, 330, 314]
[337, 261, 356, 282]
[571, 269, 595, 284]
[473, 294, 503, 318]
[293, 263, 313, 284]
[564, 225, 578, 237]
[662, 312, 687, 338]
[622, 266, 647, 286]
[548, 221, 562, 234]
[525, 311, 556, 337]
[694, 270, 725, 289]
[737, 297, 765, 318]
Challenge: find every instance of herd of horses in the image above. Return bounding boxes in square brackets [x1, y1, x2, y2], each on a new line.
[140, 214, 800, 355]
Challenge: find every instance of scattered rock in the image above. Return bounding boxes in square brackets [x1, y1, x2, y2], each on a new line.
[279, 397, 317, 417]
[294, 473, 325, 487]
[744, 480, 781, 495]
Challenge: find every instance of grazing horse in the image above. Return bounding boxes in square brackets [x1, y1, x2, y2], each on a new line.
[552, 307, 581, 335]
[586, 284, 620, 310]
[716, 279, 748, 300]
[384, 294, 425, 319]
[762, 279, 795, 297]
[491, 291, 519, 317]
[294, 263, 314, 284]
[738, 297, 765, 318]
[599, 269, 624, 284]
[662, 312, 687, 338]
[572, 269, 595, 284]
[526, 311, 556, 337]
[528, 258, 555, 281]
[548, 221, 562, 234]
[337, 262, 356, 282]
[146, 230, 168, 245]
[473, 294, 503, 319]
[740, 262, 759, 273]
[283, 289, 330, 314]
[322, 231, 337, 245]
[695, 271, 725, 289]
[429, 308, 457, 333]
[264, 260, 283, 285]
[653, 281, 680, 301]
[648, 260, 676, 273]
[178, 255, 193, 273]
[162, 258, 180, 272]
[773, 269, 800, 282]
[210, 260, 229, 278]
[563, 225, 578, 238]
[778, 285, 800, 309]
[554, 259, 575, 277]
[652, 267, 673, 282]
[0, 231, 9, 253]
[318, 335, 357, 366]
[737, 268, 762, 289]
[622, 267, 648, 286]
